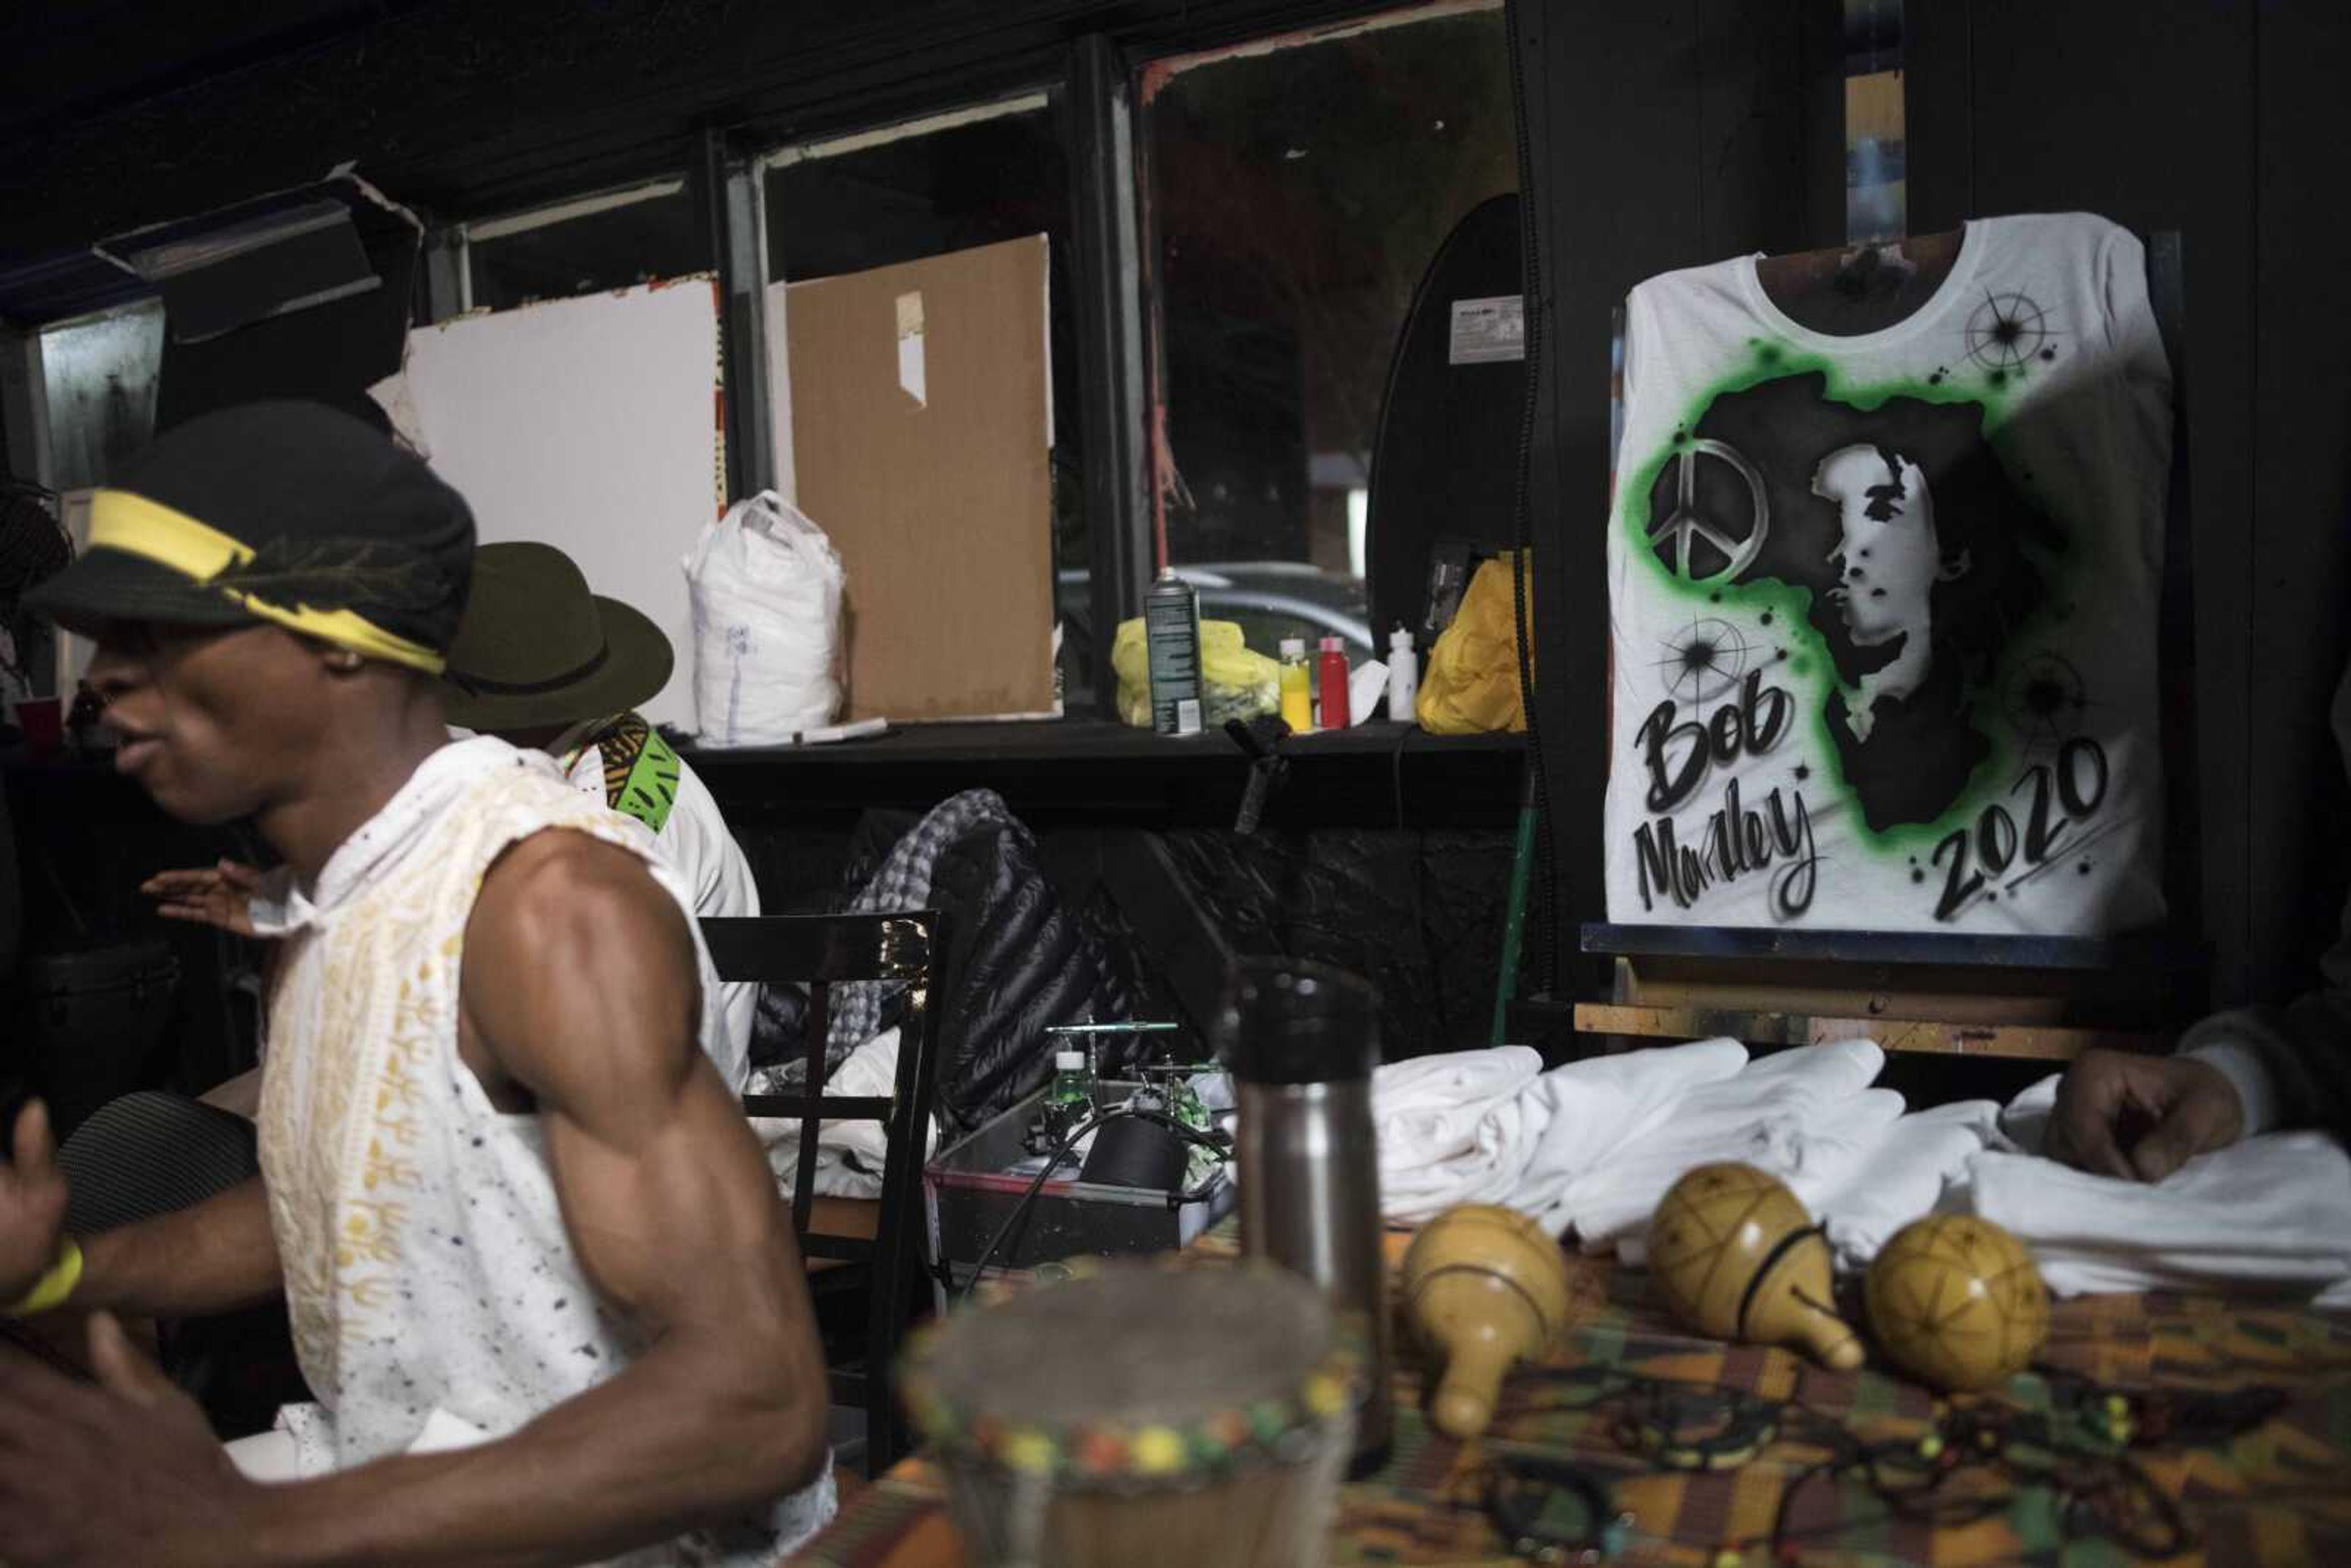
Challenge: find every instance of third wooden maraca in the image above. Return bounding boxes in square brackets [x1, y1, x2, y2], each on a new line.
[1400, 1204, 1575, 1438]
[1867, 1214, 2049, 1390]
[1648, 1163, 1864, 1371]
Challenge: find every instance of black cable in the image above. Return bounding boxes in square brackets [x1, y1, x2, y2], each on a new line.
[956, 1107, 1227, 1299]
[1502, 0, 1558, 996]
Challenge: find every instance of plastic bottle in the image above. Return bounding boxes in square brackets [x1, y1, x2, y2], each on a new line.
[1278, 637, 1314, 733]
[1386, 626, 1420, 723]
[1049, 1049, 1093, 1114]
[1317, 636, 1351, 730]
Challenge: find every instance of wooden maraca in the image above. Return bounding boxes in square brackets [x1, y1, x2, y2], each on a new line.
[1648, 1163, 1864, 1371]
[1400, 1204, 1575, 1438]
[1866, 1214, 2049, 1390]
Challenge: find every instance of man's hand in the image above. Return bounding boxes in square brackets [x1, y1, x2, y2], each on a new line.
[0, 1101, 69, 1304]
[2049, 1049, 2247, 1182]
[0, 1313, 260, 1567]
[141, 859, 265, 938]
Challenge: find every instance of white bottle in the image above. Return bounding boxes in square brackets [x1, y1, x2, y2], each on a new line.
[1386, 626, 1420, 722]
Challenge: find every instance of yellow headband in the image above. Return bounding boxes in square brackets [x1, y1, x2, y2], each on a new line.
[88, 489, 447, 675]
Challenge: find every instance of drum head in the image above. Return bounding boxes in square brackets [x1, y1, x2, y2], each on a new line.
[922, 1265, 1329, 1432]
[904, 1262, 1356, 1487]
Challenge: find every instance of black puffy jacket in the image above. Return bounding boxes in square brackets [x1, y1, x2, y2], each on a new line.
[751, 806, 1128, 1135]
[924, 820, 1128, 1131]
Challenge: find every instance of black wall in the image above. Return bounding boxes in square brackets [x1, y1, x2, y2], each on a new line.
[1904, 0, 2351, 1004]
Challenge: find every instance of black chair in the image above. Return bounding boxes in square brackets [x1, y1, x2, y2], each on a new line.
[700, 910, 945, 1476]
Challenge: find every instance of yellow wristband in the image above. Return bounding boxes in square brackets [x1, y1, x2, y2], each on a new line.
[4, 1239, 83, 1317]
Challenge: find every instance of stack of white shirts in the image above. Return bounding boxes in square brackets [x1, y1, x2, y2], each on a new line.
[1371, 1045, 1548, 1221]
[1542, 1039, 1899, 1253]
[1960, 1076, 2351, 1301]
[1815, 1098, 2000, 1270]
[1371, 1041, 2351, 1302]
[1368, 1038, 1995, 1268]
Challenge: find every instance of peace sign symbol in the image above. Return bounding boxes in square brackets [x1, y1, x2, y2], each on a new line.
[1648, 438, 1769, 586]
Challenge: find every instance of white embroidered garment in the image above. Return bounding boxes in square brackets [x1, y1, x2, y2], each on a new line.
[253, 737, 833, 1564]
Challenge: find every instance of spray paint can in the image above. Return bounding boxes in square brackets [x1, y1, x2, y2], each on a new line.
[1145, 568, 1204, 736]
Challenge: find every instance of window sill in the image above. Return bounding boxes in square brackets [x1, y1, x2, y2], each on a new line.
[677, 718, 1523, 768]
[678, 719, 1527, 826]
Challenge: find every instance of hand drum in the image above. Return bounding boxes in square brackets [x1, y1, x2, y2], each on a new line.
[1648, 1163, 1862, 1371]
[1400, 1204, 1574, 1438]
[1865, 1214, 2049, 1390]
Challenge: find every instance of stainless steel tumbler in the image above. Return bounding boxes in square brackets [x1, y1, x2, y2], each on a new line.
[1221, 958, 1392, 1473]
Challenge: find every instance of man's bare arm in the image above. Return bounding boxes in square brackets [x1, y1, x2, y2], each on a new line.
[0, 1095, 280, 1322]
[75, 1177, 282, 1318]
[237, 831, 829, 1567]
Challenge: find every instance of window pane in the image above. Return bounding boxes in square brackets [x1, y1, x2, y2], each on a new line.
[763, 102, 1091, 705]
[1845, 0, 1907, 244]
[38, 298, 165, 490]
[468, 183, 705, 312]
[1143, 4, 1515, 656]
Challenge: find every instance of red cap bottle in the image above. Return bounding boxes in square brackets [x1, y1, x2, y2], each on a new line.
[1317, 636, 1351, 730]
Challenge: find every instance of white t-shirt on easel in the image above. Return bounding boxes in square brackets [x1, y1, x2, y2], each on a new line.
[1603, 212, 2173, 936]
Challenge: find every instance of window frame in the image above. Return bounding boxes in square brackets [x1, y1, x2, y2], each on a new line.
[5, 4, 1471, 733]
[1128, 0, 1509, 629]
[748, 76, 1146, 718]
[452, 173, 698, 318]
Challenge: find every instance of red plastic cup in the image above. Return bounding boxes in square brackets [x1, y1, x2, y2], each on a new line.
[12, 697, 62, 755]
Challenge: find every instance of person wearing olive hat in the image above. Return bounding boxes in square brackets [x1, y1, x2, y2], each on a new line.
[0, 402, 834, 1564]
[443, 541, 763, 1073]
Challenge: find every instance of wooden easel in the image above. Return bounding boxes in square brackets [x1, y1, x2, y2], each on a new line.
[1578, 228, 2200, 1071]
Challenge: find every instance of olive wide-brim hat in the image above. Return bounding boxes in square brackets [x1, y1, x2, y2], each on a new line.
[440, 541, 673, 732]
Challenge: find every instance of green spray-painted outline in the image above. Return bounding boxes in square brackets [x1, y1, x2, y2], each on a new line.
[1618, 342, 2087, 860]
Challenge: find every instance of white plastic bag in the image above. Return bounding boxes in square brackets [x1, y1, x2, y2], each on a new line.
[682, 492, 845, 745]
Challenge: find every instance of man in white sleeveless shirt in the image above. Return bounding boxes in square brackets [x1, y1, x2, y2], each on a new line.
[144, 537, 765, 1095]
[0, 402, 834, 1565]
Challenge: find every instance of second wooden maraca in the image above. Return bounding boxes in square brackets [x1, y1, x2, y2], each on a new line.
[1648, 1163, 1864, 1371]
[1400, 1204, 1575, 1438]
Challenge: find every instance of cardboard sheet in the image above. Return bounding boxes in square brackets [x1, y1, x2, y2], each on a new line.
[400, 278, 723, 729]
[780, 235, 1056, 722]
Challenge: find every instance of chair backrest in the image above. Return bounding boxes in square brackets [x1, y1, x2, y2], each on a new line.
[700, 912, 945, 1267]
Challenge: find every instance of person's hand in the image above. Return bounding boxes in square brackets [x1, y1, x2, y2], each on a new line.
[0, 1314, 263, 1567]
[141, 859, 265, 939]
[0, 1100, 69, 1304]
[2049, 1049, 2246, 1182]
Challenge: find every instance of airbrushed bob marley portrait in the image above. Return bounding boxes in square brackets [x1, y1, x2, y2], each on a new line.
[1602, 213, 2176, 936]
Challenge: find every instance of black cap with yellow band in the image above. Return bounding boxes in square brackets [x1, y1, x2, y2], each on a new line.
[26, 400, 475, 674]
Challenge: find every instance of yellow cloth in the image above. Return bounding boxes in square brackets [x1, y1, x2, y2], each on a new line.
[1417, 552, 1532, 734]
[1111, 617, 1281, 729]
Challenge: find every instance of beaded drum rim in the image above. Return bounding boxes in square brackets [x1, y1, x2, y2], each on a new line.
[899, 1261, 1363, 1491]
